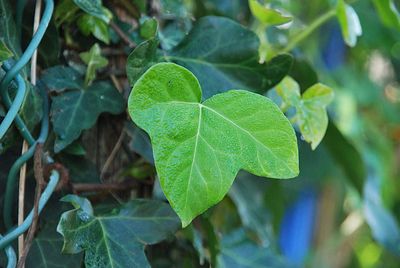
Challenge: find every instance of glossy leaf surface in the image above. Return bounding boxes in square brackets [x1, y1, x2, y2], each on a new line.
[57, 195, 180, 268]
[128, 63, 298, 226]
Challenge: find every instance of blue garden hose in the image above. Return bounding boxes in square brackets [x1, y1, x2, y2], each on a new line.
[0, 170, 60, 250]
[0, 65, 26, 140]
[0, 0, 55, 267]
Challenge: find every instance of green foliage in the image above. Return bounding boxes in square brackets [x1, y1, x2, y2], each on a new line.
[372, 0, 400, 30]
[77, 14, 110, 44]
[79, 43, 109, 86]
[248, 0, 292, 26]
[127, 16, 293, 99]
[276, 76, 334, 149]
[0, 40, 12, 62]
[2, 0, 400, 267]
[42, 65, 124, 152]
[336, 0, 362, 47]
[57, 195, 180, 268]
[128, 63, 298, 226]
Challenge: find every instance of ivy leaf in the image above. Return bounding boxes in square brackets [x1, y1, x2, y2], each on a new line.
[336, 0, 362, 47]
[51, 81, 124, 152]
[248, 0, 292, 26]
[57, 195, 180, 268]
[126, 17, 293, 98]
[126, 38, 159, 86]
[140, 17, 158, 40]
[0, 40, 13, 62]
[217, 229, 293, 268]
[41, 65, 83, 91]
[322, 122, 365, 193]
[77, 14, 110, 44]
[229, 172, 273, 246]
[372, 0, 400, 30]
[80, 43, 108, 87]
[166, 16, 293, 99]
[73, 0, 112, 23]
[26, 224, 84, 268]
[128, 63, 298, 226]
[276, 76, 334, 150]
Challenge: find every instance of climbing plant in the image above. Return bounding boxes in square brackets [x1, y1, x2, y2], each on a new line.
[1, 0, 400, 267]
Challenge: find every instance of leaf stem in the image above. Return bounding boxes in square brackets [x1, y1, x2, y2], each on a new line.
[281, 9, 336, 53]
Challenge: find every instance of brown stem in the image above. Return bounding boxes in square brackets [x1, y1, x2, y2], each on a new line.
[110, 21, 136, 48]
[72, 180, 137, 193]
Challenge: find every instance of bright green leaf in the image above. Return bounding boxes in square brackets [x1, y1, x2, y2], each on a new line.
[77, 14, 110, 44]
[55, 0, 80, 26]
[73, 0, 112, 23]
[128, 63, 298, 226]
[276, 77, 334, 150]
[372, 0, 400, 30]
[57, 196, 180, 268]
[140, 18, 158, 40]
[337, 0, 362, 47]
[79, 43, 108, 87]
[248, 0, 292, 26]
[0, 40, 13, 62]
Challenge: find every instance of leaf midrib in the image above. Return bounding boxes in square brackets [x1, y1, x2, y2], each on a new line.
[167, 101, 296, 175]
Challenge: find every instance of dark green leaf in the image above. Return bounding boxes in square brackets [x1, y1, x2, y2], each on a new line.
[126, 38, 159, 86]
[322, 122, 365, 193]
[26, 224, 83, 268]
[125, 123, 154, 164]
[229, 172, 272, 246]
[41, 66, 83, 92]
[217, 229, 293, 268]
[57, 196, 180, 268]
[73, 0, 112, 23]
[51, 81, 124, 152]
[58, 154, 100, 183]
[364, 178, 400, 255]
[166, 16, 293, 99]
[128, 63, 298, 226]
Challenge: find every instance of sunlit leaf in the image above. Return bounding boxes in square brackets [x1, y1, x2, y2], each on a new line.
[276, 76, 334, 149]
[248, 0, 292, 26]
[337, 0, 362, 47]
[128, 63, 298, 226]
[57, 195, 180, 268]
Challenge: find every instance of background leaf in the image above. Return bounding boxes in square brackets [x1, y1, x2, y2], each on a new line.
[336, 0, 362, 47]
[57, 196, 180, 268]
